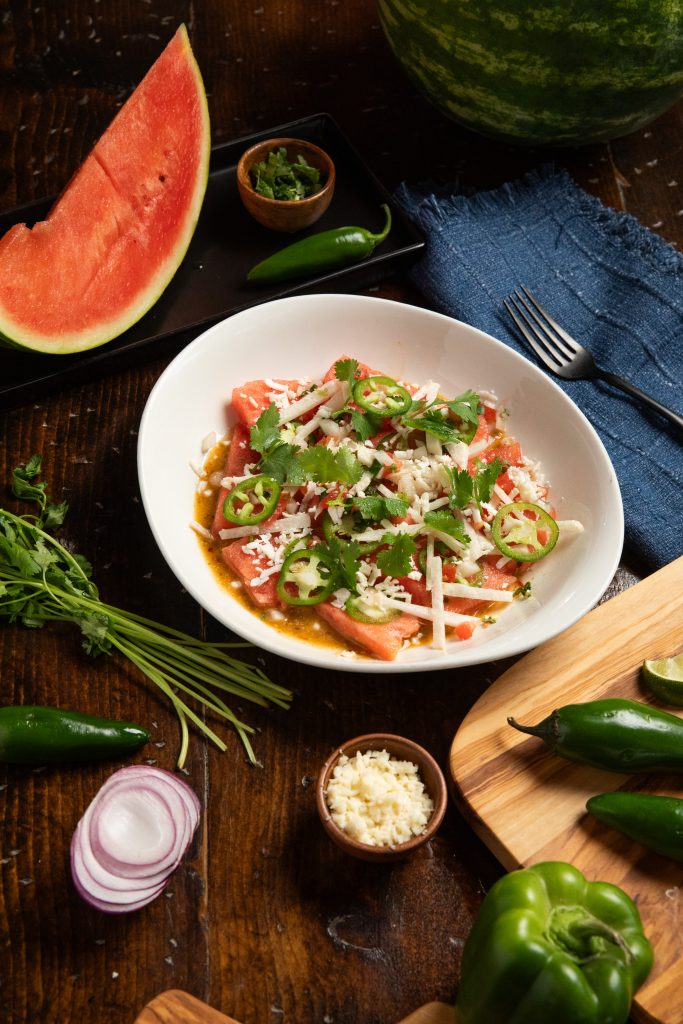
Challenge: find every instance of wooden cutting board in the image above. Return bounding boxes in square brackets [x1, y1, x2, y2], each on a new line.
[450, 556, 683, 1024]
[134, 989, 453, 1024]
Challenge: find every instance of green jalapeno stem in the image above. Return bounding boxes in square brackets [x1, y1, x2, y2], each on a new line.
[246, 205, 392, 284]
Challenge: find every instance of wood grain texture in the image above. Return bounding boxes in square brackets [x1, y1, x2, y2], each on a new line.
[450, 557, 683, 1024]
[133, 990, 453, 1024]
[134, 989, 238, 1024]
[0, 0, 679, 1022]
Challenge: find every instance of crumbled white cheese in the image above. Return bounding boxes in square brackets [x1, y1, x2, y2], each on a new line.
[325, 749, 434, 847]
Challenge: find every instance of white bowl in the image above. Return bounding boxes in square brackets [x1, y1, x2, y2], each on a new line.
[137, 294, 623, 673]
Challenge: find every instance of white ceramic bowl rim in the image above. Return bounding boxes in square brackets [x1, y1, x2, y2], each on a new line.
[137, 293, 623, 674]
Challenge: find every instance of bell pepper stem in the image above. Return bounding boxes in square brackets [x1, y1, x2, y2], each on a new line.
[547, 906, 632, 963]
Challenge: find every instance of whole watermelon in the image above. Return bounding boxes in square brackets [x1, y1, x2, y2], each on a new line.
[376, 0, 683, 146]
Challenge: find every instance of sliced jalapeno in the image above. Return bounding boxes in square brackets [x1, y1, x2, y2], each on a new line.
[345, 593, 400, 624]
[491, 502, 559, 562]
[352, 376, 412, 417]
[223, 474, 281, 525]
[276, 547, 336, 606]
[321, 511, 379, 557]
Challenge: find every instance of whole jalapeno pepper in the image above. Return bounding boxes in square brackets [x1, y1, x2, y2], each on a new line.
[223, 474, 281, 525]
[587, 791, 683, 863]
[0, 705, 149, 764]
[508, 697, 683, 773]
[246, 204, 392, 284]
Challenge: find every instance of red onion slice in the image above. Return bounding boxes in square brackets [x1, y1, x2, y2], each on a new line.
[70, 764, 200, 913]
[71, 823, 166, 905]
[109, 765, 201, 829]
[89, 782, 182, 875]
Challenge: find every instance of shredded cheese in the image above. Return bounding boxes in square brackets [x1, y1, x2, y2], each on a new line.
[325, 749, 434, 847]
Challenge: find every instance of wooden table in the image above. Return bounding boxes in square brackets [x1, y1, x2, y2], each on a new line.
[0, 3, 674, 1022]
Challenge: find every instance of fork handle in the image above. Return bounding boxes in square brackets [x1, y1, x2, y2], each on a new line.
[597, 369, 683, 431]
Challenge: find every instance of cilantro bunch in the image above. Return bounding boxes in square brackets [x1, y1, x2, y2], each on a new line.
[0, 457, 291, 767]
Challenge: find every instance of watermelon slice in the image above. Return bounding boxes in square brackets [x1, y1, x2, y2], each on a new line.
[0, 25, 210, 354]
[316, 603, 421, 661]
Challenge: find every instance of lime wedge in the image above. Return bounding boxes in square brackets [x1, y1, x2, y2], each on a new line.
[642, 653, 683, 705]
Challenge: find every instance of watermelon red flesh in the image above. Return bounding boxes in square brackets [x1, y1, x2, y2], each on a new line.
[377, 0, 683, 146]
[221, 543, 281, 609]
[0, 24, 210, 353]
[232, 380, 301, 427]
[316, 603, 421, 661]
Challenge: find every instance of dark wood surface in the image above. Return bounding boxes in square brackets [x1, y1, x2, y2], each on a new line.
[0, 2, 675, 1022]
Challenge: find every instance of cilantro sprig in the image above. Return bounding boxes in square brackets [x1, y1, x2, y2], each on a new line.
[446, 458, 505, 509]
[423, 509, 470, 545]
[249, 403, 364, 485]
[0, 457, 292, 767]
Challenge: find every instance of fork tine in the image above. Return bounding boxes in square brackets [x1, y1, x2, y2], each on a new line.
[513, 289, 574, 363]
[519, 287, 579, 357]
[503, 296, 563, 373]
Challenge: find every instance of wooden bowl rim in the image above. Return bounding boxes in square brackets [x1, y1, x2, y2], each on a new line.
[236, 136, 336, 209]
[315, 732, 448, 860]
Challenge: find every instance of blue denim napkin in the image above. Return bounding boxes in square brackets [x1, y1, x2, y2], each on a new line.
[396, 169, 683, 572]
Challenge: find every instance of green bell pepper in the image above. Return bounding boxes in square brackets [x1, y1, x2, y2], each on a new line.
[455, 861, 652, 1024]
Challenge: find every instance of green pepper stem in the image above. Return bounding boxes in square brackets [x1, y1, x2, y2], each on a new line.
[367, 204, 392, 245]
[507, 715, 549, 739]
[547, 905, 632, 963]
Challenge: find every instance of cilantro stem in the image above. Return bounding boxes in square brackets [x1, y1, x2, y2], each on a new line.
[0, 467, 292, 767]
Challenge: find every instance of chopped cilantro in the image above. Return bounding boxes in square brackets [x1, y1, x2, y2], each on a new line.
[315, 536, 361, 592]
[403, 410, 463, 445]
[446, 390, 481, 426]
[350, 408, 383, 443]
[287, 445, 363, 486]
[514, 581, 533, 599]
[447, 458, 504, 509]
[249, 403, 281, 454]
[259, 443, 298, 484]
[334, 358, 359, 385]
[376, 533, 417, 578]
[354, 495, 409, 520]
[250, 146, 321, 201]
[423, 509, 470, 545]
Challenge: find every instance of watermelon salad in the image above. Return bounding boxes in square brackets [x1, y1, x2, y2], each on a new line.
[192, 357, 583, 661]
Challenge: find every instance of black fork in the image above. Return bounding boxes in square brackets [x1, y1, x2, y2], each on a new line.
[504, 286, 683, 431]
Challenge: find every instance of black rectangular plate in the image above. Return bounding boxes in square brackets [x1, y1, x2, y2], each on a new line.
[0, 113, 425, 408]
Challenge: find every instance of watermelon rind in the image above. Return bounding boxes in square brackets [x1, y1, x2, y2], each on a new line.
[0, 24, 210, 354]
[377, 0, 683, 146]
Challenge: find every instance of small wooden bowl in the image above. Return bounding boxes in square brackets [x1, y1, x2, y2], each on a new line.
[236, 137, 335, 233]
[316, 733, 448, 862]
